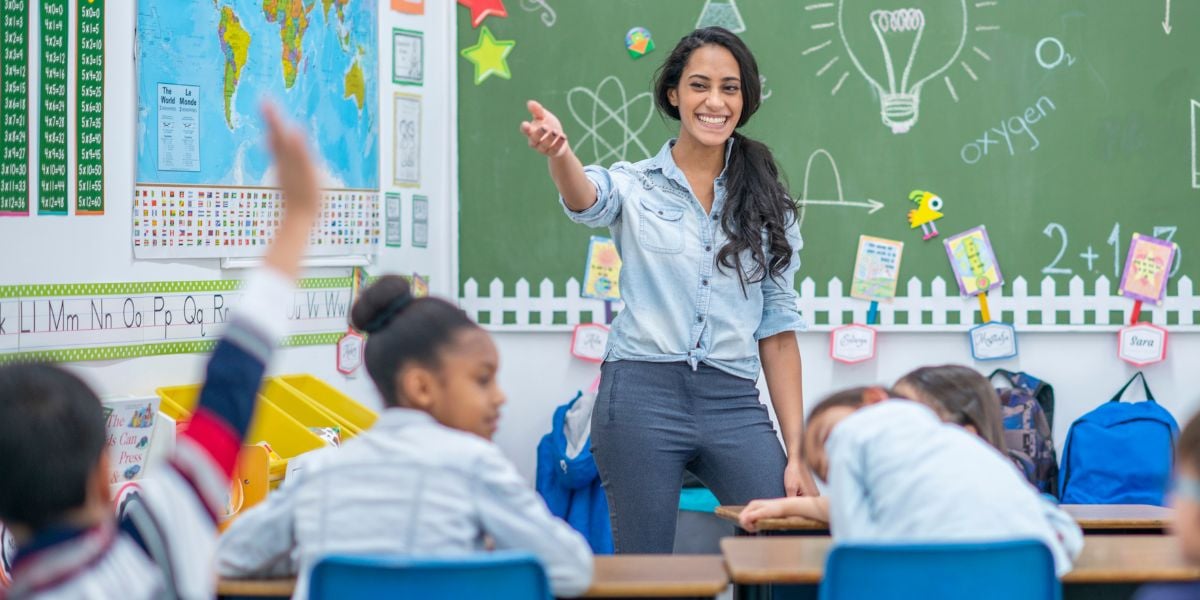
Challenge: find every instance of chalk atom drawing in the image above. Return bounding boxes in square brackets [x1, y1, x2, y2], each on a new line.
[697, 0, 746, 33]
[567, 76, 654, 164]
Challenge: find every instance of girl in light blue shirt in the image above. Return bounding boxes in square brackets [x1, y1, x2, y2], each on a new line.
[521, 26, 816, 553]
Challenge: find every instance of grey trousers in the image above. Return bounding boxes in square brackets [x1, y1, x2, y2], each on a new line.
[591, 360, 788, 554]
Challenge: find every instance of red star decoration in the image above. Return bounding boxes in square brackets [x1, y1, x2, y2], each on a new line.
[458, 0, 507, 28]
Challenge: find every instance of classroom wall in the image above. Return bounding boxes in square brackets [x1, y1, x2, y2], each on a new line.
[493, 331, 1200, 483]
[0, 0, 459, 412]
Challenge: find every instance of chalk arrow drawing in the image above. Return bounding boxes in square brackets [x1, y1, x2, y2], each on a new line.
[1163, 0, 1173, 34]
[796, 149, 883, 229]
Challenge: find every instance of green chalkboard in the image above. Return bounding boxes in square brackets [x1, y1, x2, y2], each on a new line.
[458, 0, 1200, 307]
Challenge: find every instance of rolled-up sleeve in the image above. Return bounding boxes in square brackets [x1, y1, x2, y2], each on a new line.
[560, 164, 628, 229]
[754, 217, 807, 340]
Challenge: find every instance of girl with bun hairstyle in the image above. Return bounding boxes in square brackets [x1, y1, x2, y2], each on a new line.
[218, 277, 594, 598]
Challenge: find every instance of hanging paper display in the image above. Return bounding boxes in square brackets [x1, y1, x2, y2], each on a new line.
[943, 226, 1016, 361]
[582, 236, 622, 300]
[830, 324, 876, 364]
[625, 27, 655, 59]
[0, 0, 30, 217]
[337, 331, 364, 375]
[394, 94, 422, 187]
[37, 0, 69, 216]
[1115, 234, 1177, 367]
[412, 274, 429, 298]
[907, 190, 944, 241]
[1118, 323, 1168, 367]
[102, 397, 160, 484]
[851, 236, 904, 303]
[571, 323, 609, 362]
[1118, 234, 1177, 305]
[392, 0, 425, 15]
[968, 322, 1018, 361]
[392, 29, 424, 86]
[76, 0, 105, 215]
[944, 226, 1002, 297]
[385, 192, 402, 247]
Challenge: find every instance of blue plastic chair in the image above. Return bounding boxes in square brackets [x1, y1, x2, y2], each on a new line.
[308, 551, 552, 600]
[819, 540, 1061, 600]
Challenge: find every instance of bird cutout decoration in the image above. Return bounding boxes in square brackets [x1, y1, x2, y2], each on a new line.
[907, 190, 944, 241]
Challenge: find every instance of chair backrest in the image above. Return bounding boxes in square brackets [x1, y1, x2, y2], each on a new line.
[308, 552, 552, 600]
[819, 540, 1061, 600]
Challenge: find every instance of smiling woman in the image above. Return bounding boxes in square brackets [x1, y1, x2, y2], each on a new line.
[520, 27, 817, 554]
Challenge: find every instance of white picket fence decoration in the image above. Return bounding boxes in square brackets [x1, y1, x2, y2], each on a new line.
[460, 275, 1199, 333]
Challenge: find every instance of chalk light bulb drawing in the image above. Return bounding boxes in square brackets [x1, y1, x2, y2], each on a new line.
[838, 1, 967, 134]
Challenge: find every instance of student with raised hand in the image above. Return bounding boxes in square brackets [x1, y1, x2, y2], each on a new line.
[521, 26, 815, 555]
[216, 276, 594, 598]
[0, 104, 322, 600]
[742, 386, 1082, 576]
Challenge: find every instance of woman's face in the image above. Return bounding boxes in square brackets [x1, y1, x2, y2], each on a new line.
[667, 44, 744, 149]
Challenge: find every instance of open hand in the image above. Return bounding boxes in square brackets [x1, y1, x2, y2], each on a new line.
[519, 100, 570, 158]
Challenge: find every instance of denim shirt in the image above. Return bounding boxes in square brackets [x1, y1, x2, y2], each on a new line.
[561, 139, 805, 381]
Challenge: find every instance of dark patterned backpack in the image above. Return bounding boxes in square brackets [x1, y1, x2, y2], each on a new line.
[990, 370, 1058, 497]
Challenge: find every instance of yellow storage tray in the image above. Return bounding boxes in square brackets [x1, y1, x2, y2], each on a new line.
[275, 375, 378, 432]
[261, 379, 358, 440]
[154, 384, 326, 478]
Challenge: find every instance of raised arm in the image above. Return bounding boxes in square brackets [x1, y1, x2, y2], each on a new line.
[520, 100, 596, 212]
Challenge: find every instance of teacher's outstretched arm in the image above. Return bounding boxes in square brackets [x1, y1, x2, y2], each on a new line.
[761, 333, 820, 497]
[520, 100, 596, 212]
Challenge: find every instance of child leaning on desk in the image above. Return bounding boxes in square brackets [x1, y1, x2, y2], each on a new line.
[1135, 414, 1200, 599]
[740, 383, 1082, 576]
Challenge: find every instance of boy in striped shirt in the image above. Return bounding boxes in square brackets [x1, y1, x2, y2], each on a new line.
[0, 106, 321, 599]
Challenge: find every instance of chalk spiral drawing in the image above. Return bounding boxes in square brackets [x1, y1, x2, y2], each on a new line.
[567, 76, 654, 164]
[519, 0, 556, 27]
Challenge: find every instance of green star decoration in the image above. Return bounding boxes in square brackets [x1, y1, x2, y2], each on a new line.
[460, 25, 515, 85]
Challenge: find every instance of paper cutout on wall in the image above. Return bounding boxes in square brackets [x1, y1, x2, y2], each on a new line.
[582, 236, 621, 300]
[1118, 322, 1168, 367]
[393, 29, 424, 86]
[460, 25, 515, 85]
[1119, 233, 1177, 305]
[458, 0, 507, 29]
[850, 235, 904, 302]
[625, 27, 655, 59]
[571, 323, 609, 362]
[944, 226, 1003, 297]
[907, 190, 945, 241]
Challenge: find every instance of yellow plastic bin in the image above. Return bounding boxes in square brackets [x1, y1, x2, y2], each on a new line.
[261, 379, 359, 441]
[154, 384, 326, 482]
[275, 375, 378, 432]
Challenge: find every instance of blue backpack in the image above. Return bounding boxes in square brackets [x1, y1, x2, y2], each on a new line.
[1058, 372, 1179, 506]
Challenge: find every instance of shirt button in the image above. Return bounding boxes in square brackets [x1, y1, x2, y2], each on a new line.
[705, 245, 712, 252]
[712, 214, 719, 221]
[697, 316, 704, 323]
[702, 279, 709, 286]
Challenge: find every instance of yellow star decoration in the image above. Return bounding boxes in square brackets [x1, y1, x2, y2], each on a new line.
[460, 25, 515, 85]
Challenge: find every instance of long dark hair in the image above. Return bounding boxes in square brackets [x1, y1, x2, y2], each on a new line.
[350, 275, 478, 407]
[895, 365, 1008, 453]
[654, 27, 797, 286]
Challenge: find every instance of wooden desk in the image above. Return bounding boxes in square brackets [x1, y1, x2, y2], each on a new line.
[721, 535, 1200, 600]
[1063, 504, 1172, 532]
[585, 554, 728, 598]
[216, 555, 730, 599]
[716, 504, 1170, 535]
[216, 578, 295, 597]
[714, 505, 829, 535]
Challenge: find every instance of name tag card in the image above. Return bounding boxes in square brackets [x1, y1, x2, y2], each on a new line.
[337, 331, 364, 375]
[969, 322, 1018, 361]
[1118, 323, 1168, 367]
[830, 324, 877, 364]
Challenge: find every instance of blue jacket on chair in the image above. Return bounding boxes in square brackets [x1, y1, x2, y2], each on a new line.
[536, 392, 613, 554]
